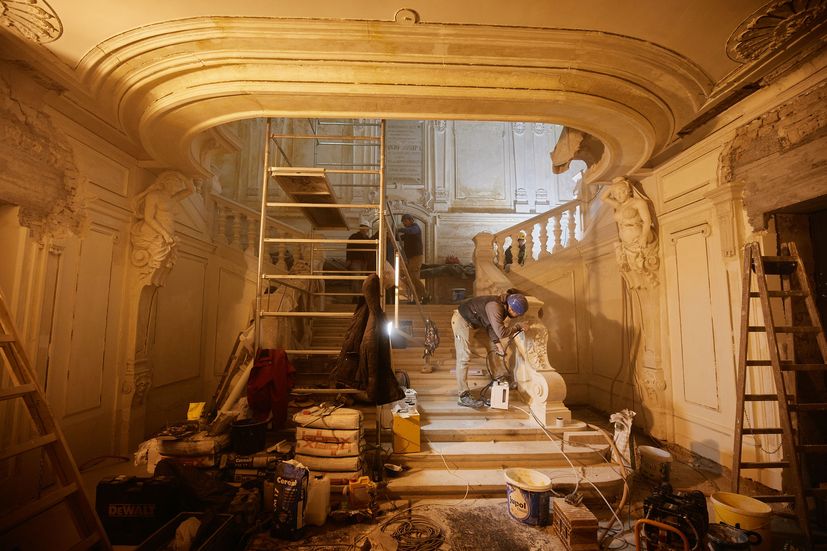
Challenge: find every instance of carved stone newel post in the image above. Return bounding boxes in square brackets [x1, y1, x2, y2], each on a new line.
[118, 171, 193, 452]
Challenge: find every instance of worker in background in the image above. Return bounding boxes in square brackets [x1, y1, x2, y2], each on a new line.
[346, 223, 372, 302]
[503, 230, 526, 272]
[451, 290, 528, 408]
[397, 213, 428, 304]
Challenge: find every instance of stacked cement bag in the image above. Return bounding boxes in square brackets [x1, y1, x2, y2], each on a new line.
[293, 406, 363, 493]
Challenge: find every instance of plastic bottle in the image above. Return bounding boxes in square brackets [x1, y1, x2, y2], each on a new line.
[305, 474, 331, 526]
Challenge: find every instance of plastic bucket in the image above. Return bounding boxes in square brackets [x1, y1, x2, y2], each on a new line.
[231, 418, 268, 455]
[504, 468, 551, 526]
[711, 492, 772, 551]
[451, 288, 466, 302]
[636, 445, 673, 482]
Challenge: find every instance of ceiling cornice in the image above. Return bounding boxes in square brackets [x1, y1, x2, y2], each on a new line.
[71, 17, 712, 179]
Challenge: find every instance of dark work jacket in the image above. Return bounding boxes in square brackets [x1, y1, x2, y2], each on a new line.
[330, 274, 404, 405]
[458, 295, 507, 343]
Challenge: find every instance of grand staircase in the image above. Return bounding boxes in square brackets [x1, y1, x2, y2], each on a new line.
[304, 301, 625, 501]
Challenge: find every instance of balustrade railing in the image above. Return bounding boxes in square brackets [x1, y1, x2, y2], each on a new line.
[491, 199, 582, 271]
[210, 193, 312, 270]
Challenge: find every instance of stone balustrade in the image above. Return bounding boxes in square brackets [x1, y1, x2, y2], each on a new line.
[471, 233, 571, 427]
[491, 200, 582, 271]
[210, 193, 313, 270]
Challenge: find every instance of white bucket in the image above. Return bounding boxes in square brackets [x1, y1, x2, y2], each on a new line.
[636, 445, 673, 482]
[504, 468, 551, 526]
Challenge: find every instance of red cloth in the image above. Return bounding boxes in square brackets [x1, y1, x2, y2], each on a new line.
[246, 349, 295, 429]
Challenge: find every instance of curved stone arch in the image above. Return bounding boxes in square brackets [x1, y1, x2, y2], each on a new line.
[77, 17, 713, 177]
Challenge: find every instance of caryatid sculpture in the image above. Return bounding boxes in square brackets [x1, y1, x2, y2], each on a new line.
[600, 176, 659, 289]
[130, 171, 194, 286]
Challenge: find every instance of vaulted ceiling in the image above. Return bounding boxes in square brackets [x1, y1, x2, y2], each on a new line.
[2, 0, 824, 180]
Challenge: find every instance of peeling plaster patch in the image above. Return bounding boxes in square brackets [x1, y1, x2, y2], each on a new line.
[719, 83, 827, 229]
[0, 70, 87, 238]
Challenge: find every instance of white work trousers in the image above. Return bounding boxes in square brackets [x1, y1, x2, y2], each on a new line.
[451, 309, 472, 395]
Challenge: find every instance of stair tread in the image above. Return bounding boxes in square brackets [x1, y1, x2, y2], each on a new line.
[385, 464, 623, 495]
[419, 439, 605, 456]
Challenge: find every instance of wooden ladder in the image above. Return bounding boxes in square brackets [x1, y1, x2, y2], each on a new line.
[733, 241, 827, 547]
[0, 291, 111, 550]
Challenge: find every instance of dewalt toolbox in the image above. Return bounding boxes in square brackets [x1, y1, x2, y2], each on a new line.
[95, 475, 180, 544]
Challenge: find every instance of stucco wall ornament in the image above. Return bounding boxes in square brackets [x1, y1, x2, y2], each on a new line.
[130, 171, 194, 287]
[727, 0, 827, 62]
[0, 0, 62, 43]
[601, 177, 660, 289]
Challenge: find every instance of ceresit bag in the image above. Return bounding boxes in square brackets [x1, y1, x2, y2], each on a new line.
[271, 460, 309, 540]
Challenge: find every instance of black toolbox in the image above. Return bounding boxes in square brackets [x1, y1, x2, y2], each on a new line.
[95, 475, 180, 545]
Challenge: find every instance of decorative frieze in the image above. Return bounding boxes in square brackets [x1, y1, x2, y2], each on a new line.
[0, 0, 62, 43]
[727, 0, 827, 62]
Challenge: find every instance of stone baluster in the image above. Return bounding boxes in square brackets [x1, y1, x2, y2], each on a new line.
[523, 226, 533, 265]
[246, 215, 258, 255]
[566, 208, 578, 247]
[551, 215, 563, 253]
[231, 212, 242, 248]
[214, 204, 225, 243]
[539, 219, 550, 259]
[493, 235, 504, 267]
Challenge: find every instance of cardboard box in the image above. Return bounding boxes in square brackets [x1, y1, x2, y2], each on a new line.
[552, 497, 598, 551]
[392, 410, 420, 453]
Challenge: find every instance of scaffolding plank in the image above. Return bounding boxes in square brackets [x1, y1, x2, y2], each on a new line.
[270, 167, 348, 229]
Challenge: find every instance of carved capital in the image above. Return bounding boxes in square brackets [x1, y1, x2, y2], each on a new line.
[704, 184, 745, 258]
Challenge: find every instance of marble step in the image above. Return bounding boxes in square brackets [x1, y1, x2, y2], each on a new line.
[389, 439, 609, 469]
[384, 464, 625, 500]
[420, 418, 588, 442]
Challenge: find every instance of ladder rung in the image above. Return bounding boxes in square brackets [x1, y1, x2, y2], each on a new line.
[808, 487, 827, 497]
[749, 290, 808, 298]
[760, 256, 798, 275]
[262, 237, 377, 244]
[0, 333, 14, 342]
[0, 483, 79, 532]
[0, 433, 58, 461]
[744, 394, 778, 401]
[748, 325, 819, 333]
[741, 428, 783, 435]
[260, 312, 353, 318]
[745, 360, 772, 366]
[0, 383, 37, 401]
[798, 444, 827, 454]
[263, 274, 367, 280]
[752, 494, 796, 503]
[285, 349, 340, 355]
[781, 363, 827, 372]
[789, 402, 827, 411]
[739, 461, 790, 469]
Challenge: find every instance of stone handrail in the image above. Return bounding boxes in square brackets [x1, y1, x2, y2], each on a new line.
[471, 233, 570, 427]
[210, 193, 313, 271]
[492, 199, 582, 271]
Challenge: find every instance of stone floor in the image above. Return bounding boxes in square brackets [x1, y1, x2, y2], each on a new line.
[81, 406, 813, 550]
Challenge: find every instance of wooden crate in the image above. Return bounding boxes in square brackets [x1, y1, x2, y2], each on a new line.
[552, 498, 599, 551]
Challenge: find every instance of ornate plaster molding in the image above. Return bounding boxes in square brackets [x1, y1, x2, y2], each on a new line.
[727, 0, 827, 62]
[76, 17, 711, 178]
[0, 0, 62, 43]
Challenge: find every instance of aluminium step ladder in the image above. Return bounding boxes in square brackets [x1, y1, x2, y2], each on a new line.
[0, 291, 111, 550]
[732, 241, 827, 547]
